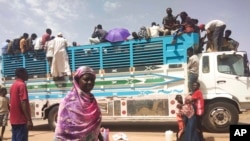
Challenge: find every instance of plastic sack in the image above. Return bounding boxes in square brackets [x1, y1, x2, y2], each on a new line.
[112, 132, 128, 141]
[165, 130, 173, 141]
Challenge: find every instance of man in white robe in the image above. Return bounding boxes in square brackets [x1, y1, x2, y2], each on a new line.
[51, 32, 71, 79]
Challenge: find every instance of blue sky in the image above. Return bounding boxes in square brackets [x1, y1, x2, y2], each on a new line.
[0, 0, 249, 55]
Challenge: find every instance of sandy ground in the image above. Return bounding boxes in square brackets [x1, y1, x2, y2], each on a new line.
[1, 111, 250, 141]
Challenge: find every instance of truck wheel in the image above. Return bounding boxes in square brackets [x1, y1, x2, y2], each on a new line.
[203, 102, 239, 132]
[48, 106, 58, 131]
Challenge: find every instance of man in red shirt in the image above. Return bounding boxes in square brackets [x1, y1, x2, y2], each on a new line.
[191, 81, 204, 141]
[10, 68, 33, 141]
[41, 28, 52, 49]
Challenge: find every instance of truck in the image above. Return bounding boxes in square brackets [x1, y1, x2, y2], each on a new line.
[1, 33, 250, 132]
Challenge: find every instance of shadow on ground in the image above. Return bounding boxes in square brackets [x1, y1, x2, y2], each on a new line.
[32, 124, 52, 131]
[31, 122, 179, 132]
[101, 122, 179, 132]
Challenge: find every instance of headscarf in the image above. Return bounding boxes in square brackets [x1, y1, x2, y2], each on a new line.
[55, 66, 101, 141]
[181, 95, 194, 118]
[73, 66, 96, 95]
[138, 26, 149, 39]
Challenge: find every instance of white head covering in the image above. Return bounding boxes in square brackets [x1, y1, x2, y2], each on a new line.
[57, 32, 63, 37]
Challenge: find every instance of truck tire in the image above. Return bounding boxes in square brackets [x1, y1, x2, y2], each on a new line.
[48, 106, 58, 131]
[203, 101, 239, 132]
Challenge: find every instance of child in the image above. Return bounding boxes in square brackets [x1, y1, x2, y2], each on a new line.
[181, 95, 195, 119]
[181, 95, 202, 141]
[175, 95, 185, 141]
[0, 87, 9, 141]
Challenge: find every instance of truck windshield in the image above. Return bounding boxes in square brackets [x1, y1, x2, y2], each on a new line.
[217, 54, 244, 76]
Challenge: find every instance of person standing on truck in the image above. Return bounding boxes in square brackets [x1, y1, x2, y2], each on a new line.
[187, 47, 199, 93]
[19, 33, 29, 54]
[0, 87, 9, 141]
[0, 39, 10, 55]
[41, 28, 52, 49]
[6, 39, 13, 55]
[26, 33, 37, 52]
[51, 32, 71, 80]
[9, 68, 33, 141]
[55, 66, 103, 141]
[200, 20, 226, 51]
[45, 36, 55, 70]
[191, 81, 204, 141]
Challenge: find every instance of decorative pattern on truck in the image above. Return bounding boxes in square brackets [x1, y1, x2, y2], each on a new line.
[1, 33, 202, 130]
[2, 33, 247, 132]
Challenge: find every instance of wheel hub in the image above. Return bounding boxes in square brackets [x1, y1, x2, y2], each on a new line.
[216, 113, 225, 121]
[211, 109, 229, 126]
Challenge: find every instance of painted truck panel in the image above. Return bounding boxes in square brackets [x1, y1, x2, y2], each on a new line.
[1, 33, 250, 132]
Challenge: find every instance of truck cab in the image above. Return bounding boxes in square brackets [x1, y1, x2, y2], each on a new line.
[199, 51, 250, 132]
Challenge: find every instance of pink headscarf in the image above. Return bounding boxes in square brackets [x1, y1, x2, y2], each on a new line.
[55, 66, 101, 141]
[73, 66, 96, 95]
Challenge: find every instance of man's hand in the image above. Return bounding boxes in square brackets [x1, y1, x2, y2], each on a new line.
[206, 29, 211, 34]
[27, 120, 33, 130]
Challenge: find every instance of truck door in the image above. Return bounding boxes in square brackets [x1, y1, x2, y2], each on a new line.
[215, 52, 250, 108]
[199, 54, 216, 95]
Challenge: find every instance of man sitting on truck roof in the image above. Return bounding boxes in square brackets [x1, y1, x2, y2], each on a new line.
[162, 8, 178, 35]
[148, 22, 164, 38]
[89, 24, 108, 44]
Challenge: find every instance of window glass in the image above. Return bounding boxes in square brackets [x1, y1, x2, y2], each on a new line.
[202, 56, 209, 73]
[217, 54, 244, 76]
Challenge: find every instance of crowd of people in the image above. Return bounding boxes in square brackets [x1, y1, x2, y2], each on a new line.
[175, 81, 204, 141]
[0, 7, 241, 141]
[1, 28, 72, 81]
[87, 7, 239, 53]
[0, 7, 240, 79]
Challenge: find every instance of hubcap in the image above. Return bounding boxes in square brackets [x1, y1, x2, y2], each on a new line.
[210, 108, 230, 126]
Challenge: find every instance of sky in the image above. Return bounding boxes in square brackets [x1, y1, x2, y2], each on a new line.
[0, 0, 249, 55]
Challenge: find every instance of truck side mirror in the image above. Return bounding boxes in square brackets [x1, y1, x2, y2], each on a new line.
[243, 54, 250, 77]
[245, 66, 250, 77]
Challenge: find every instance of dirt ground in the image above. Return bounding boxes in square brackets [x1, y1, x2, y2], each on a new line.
[1, 111, 250, 141]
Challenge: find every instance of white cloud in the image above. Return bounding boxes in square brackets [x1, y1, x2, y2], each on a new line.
[46, 1, 81, 20]
[44, 16, 59, 30]
[104, 1, 121, 12]
[88, 13, 96, 19]
[0, 0, 7, 3]
[22, 17, 36, 27]
[11, 0, 26, 10]
[47, 1, 60, 12]
[25, 0, 42, 7]
[31, 7, 46, 17]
